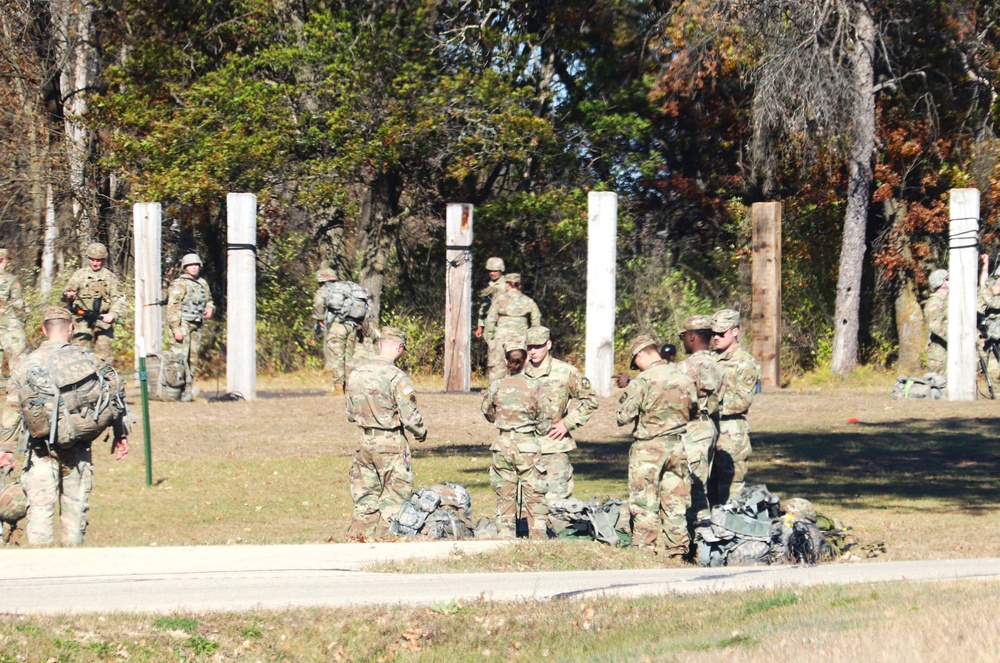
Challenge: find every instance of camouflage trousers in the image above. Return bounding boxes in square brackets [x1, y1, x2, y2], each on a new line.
[348, 430, 413, 540]
[537, 451, 574, 533]
[489, 434, 547, 539]
[21, 444, 93, 546]
[684, 417, 718, 523]
[926, 344, 947, 375]
[628, 435, 691, 557]
[170, 321, 204, 398]
[709, 417, 751, 507]
[486, 336, 507, 382]
[324, 322, 357, 390]
[0, 321, 26, 376]
[71, 318, 114, 362]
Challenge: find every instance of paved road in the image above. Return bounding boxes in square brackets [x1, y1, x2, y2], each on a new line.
[2, 542, 998, 614]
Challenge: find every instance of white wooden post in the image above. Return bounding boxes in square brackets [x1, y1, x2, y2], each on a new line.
[133, 203, 163, 360]
[948, 188, 979, 401]
[751, 202, 781, 389]
[445, 203, 473, 392]
[226, 193, 257, 400]
[586, 191, 617, 397]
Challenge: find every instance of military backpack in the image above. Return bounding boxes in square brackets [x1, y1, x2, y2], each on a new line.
[389, 483, 474, 539]
[323, 281, 370, 326]
[889, 373, 946, 399]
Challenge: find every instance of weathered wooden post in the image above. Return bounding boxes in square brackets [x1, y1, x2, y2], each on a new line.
[948, 188, 979, 400]
[445, 203, 473, 392]
[586, 191, 617, 397]
[226, 193, 257, 400]
[133, 202, 163, 357]
[751, 202, 781, 389]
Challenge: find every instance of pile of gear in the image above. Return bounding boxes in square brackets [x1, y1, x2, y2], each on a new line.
[693, 484, 865, 567]
[0, 466, 26, 545]
[548, 497, 631, 546]
[389, 483, 475, 539]
[889, 373, 946, 400]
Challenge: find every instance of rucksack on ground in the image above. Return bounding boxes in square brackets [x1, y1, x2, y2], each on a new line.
[890, 373, 946, 399]
[389, 483, 474, 539]
[145, 351, 186, 401]
[19, 345, 127, 448]
[549, 497, 631, 546]
[323, 281, 369, 325]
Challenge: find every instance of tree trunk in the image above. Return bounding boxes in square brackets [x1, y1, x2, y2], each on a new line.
[829, 3, 876, 375]
[895, 277, 925, 372]
[356, 171, 403, 322]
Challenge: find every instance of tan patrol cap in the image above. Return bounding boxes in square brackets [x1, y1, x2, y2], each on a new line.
[505, 273, 521, 284]
[526, 326, 550, 345]
[379, 326, 407, 347]
[627, 333, 659, 370]
[43, 306, 72, 322]
[0, 249, 8, 260]
[503, 336, 527, 353]
[711, 309, 741, 334]
[680, 315, 713, 334]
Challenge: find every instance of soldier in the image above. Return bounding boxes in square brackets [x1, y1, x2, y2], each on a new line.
[524, 326, 598, 515]
[616, 334, 698, 558]
[924, 269, 948, 375]
[0, 249, 27, 375]
[677, 315, 722, 525]
[345, 326, 427, 540]
[312, 268, 367, 393]
[6, 307, 128, 546]
[484, 274, 541, 382]
[978, 257, 1000, 367]
[709, 309, 761, 506]
[475, 256, 506, 340]
[62, 242, 126, 361]
[166, 254, 215, 402]
[482, 337, 551, 539]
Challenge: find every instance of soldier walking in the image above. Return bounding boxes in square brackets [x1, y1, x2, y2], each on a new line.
[523, 325, 598, 524]
[482, 337, 551, 539]
[924, 269, 948, 375]
[484, 274, 541, 382]
[0, 249, 27, 375]
[345, 326, 427, 540]
[677, 315, 722, 525]
[62, 243, 126, 362]
[709, 309, 761, 506]
[616, 334, 698, 558]
[5, 307, 128, 546]
[476, 257, 506, 378]
[313, 269, 371, 393]
[166, 254, 215, 402]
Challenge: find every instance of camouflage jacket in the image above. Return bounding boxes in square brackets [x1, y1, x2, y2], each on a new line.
[925, 291, 948, 346]
[525, 355, 598, 453]
[64, 267, 126, 319]
[0, 266, 26, 324]
[678, 350, 721, 416]
[484, 290, 541, 342]
[346, 356, 427, 440]
[616, 359, 698, 441]
[482, 373, 551, 436]
[477, 277, 505, 329]
[714, 344, 761, 417]
[312, 285, 328, 321]
[166, 275, 215, 333]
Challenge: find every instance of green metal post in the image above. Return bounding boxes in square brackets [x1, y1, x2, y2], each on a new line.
[138, 354, 153, 487]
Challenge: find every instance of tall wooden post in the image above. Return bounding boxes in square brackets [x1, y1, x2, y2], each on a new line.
[948, 188, 979, 400]
[751, 202, 781, 389]
[586, 192, 617, 397]
[226, 193, 257, 400]
[133, 202, 163, 359]
[445, 203, 473, 392]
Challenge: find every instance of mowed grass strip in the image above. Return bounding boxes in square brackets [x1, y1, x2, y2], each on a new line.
[0, 580, 997, 661]
[81, 373, 1000, 563]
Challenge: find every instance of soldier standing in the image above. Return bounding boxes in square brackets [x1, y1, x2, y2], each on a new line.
[476, 257, 506, 339]
[5, 307, 128, 546]
[616, 334, 698, 558]
[677, 315, 722, 524]
[0, 249, 27, 375]
[345, 326, 427, 540]
[484, 274, 541, 382]
[924, 269, 949, 375]
[709, 309, 761, 506]
[313, 269, 371, 393]
[166, 254, 215, 402]
[62, 242, 126, 362]
[524, 325, 598, 512]
[482, 338, 551, 539]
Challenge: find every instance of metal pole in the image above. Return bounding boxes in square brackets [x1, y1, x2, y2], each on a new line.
[137, 337, 153, 487]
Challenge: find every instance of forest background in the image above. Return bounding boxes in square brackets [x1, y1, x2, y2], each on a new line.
[2, 0, 999, 379]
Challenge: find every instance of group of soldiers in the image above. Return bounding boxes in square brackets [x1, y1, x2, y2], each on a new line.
[345, 255, 761, 560]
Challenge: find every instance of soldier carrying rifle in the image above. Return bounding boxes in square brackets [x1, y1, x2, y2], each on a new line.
[62, 243, 126, 362]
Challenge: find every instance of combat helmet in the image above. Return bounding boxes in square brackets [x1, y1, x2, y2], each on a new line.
[485, 257, 505, 272]
[781, 497, 817, 523]
[316, 267, 337, 283]
[181, 253, 203, 268]
[86, 242, 108, 260]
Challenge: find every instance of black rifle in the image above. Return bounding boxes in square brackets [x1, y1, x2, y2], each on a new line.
[69, 297, 102, 325]
[313, 321, 324, 341]
[980, 337, 999, 400]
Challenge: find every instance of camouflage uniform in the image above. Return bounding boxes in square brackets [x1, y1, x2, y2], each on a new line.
[616, 336, 698, 557]
[710, 321, 761, 507]
[482, 370, 551, 539]
[345, 328, 427, 539]
[166, 273, 215, 400]
[0, 259, 27, 375]
[484, 277, 541, 382]
[925, 290, 948, 375]
[63, 266, 125, 362]
[478, 275, 506, 377]
[678, 348, 721, 522]
[313, 282, 358, 391]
